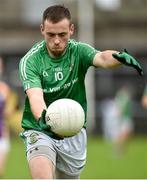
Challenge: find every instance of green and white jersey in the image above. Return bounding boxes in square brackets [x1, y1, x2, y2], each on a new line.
[19, 39, 98, 137]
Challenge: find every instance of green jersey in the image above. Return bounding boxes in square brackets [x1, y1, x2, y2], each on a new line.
[19, 39, 98, 137]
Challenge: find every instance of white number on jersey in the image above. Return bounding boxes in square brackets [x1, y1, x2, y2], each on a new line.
[55, 72, 63, 81]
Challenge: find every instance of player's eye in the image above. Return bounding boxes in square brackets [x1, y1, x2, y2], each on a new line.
[47, 33, 55, 37]
[59, 33, 66, 37]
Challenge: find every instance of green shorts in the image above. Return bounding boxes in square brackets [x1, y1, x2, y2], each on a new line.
[21, 128, 87, 177]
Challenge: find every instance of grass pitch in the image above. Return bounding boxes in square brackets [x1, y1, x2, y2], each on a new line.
[4, 135, 147, 179]
[81, 136, 147, 179]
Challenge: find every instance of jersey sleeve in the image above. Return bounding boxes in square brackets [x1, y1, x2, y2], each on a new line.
[19, 56, 42, 91]
[78, 42, 99, 71]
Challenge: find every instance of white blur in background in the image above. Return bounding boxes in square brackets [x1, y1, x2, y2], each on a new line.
[95, 0, 121, 11]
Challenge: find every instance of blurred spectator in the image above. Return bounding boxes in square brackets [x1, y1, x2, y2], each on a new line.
[0, 57, 11, 178]
[101, 84, 133, 156]
[0, 57, 22, 178]
[7, 90, 23, 135]
[114, 85, 134, 155]
[101, 98, 120, 142]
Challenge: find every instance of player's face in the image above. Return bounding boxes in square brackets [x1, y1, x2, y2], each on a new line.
[41, 18, 74, 58]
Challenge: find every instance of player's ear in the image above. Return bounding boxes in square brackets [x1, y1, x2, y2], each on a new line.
[40, 23, 44, 35]
[70, 23, 74, 36]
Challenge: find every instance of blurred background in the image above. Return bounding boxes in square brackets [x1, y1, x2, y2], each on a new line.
[0, 0, 146, 179]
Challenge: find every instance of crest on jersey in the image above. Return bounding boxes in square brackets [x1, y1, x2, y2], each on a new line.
[28, 132, 41, 144]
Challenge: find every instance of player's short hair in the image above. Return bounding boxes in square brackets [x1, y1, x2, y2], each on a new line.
[42, 5, 71, 24]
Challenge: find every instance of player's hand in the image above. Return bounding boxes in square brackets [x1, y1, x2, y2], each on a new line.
[38, 109, 51, 130]
[38, 109, 64, 140]
[112, 49, 143, 76]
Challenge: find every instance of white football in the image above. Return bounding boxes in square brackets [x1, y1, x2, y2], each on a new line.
[45, 98, 85, 137]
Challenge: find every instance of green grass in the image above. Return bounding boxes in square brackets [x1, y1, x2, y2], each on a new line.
[4, 137, 30, 179]
[81, 136, 147, 179]
[4, 135, 147, 179]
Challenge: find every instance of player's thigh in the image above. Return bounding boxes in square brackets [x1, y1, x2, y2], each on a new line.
[29, 155, 55, 179]
[22, 130, 57, 178]
[55, 128, 87, 177]
[121, 120, 133, 134]
[21, 130, 55, 160]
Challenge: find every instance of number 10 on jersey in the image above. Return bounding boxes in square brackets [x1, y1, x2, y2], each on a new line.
[55, 72, 63, 81]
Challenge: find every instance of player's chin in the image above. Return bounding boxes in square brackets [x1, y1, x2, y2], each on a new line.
[52, 49, 64, 56]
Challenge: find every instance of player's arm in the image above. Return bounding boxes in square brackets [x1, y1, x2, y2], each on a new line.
[141, 94, 147, 108]
[93, 49, 143, 76]
[93, 50, 121, 68]
[26, 87, 47, 120]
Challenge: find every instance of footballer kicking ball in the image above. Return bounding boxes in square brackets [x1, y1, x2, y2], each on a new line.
[45, 98, 85, 137]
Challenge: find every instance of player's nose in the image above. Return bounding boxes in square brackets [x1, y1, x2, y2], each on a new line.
[54, 38, 60, 45]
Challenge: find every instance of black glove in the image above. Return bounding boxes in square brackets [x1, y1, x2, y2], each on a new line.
[38, 109, 51, 131]
[112, 49, 143, 76]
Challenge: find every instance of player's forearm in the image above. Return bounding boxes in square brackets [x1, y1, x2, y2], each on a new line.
[93, 50, 121, 68]
[26, 88, 47, 120]
[30, 98, 46, 120]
